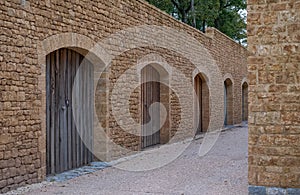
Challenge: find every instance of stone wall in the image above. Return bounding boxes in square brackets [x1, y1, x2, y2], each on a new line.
[0, 0, 248, 192]
[248, 0, 300, 193]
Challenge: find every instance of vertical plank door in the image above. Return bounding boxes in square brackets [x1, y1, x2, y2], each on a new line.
[141, 65, 160, 149]
[46, 48, 94, 175]
[194, 75, 203, 134]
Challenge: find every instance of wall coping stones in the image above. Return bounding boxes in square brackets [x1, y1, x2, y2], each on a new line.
[249, 186, 300, 195]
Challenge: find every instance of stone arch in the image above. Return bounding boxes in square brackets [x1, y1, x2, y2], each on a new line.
[137, 54, 172, 83]
[224, 76, 234, 126]
[241, 77, 248, 87]
[136, 54, 172, 146]
[193, 72, 210, 134]
[242, 81, 249, 121]
[37, 33, 109, 179]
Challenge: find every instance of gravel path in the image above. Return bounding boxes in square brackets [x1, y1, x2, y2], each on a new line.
[5, 125, 248, 195]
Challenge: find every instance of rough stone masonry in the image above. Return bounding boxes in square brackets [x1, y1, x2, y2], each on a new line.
[248, 0, 300, 194]
[0, 0, 248, 193]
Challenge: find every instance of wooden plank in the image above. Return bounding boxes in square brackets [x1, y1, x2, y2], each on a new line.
[71, 50, 77, 169]
[85, 60, 89, 163]
[145, 67, 149, 148]
[200, 77, 203, 132]
[195, 75, 202, 134]
[79, 55, 84, 167]
[82, 57, 85, 167]
[155, 68, 160, 145]
[49, 52, 54, 175]
[147, 67, 151, 147]
[91, 61, 94, 162]
[82, 59, 87, 165]
[150, 67, 153, 147]
[87, 60, 93, 163]
[156, 80, 160, 144]
[142, 74, 144, 149]
[50, 52, 56, 175]
[151, 67, 154, 146]
[87, 61, 91, 162]
[60, 48, 68, 172]
[141, 67, 146, 149]
[76, 52, 80, 167]
[67, 49, 72, 170]
[46, 53, 51, 175]
[55, 50, 60, 173]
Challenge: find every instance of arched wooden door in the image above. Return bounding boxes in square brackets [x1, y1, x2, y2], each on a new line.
[242, 82, 248, 121]
[141, 65, 160, 149]
[224, 79, 233, 125]
[46, 48, 94, 175]
[194, 74, 209, 134]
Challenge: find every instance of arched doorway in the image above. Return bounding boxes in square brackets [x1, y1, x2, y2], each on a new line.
[242, 82, 248, 121]
[46, 48, 94, 175]
[194, 74, 210, 134]
[141, 64, 169, 149]
[224, 78, 233, 126]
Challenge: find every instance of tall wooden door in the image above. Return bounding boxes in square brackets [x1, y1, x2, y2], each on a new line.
[224, 79, 233, 125]
[242, 83, 248, 121]
[194, 75, 203, 134]
[141, 65, 160, 149]
[224, 82, 227, 125]
[46, 48, 94, 175]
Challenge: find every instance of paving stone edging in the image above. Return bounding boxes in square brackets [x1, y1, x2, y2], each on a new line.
[249, 186, 300, 195]
[46, 162, 111, 182]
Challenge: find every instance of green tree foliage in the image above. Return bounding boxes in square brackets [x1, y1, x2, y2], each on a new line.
[146, 0, 175, 15]
[193, 0, 220, 32]
[145, 0, 247, 44]
[213, 0, 247, 43]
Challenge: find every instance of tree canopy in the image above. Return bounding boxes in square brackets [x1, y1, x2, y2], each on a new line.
[146, 0, 247, 44]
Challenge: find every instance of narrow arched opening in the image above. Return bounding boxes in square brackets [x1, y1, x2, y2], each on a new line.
[242, 82, 249, 121]
[224, 78, 233, 126]
[141, 64, 170, 149]
[46, 48, 94, 175]
[194, 73, 210, 134]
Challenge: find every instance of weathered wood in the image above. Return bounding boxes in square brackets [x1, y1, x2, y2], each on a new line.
[54, 50, 60, 173]
[50, 52, 56, 174]
[79, 55, 83, 167]
[75, 53, 80, 168]
[46, 51, 51, 175]
[71, 50, 77, 169]
[46, 48, 94, 175]
[194, 75, 203, 134]
[61, 49, 68, 172]
[83, 57, 86, 166]
[66, 50, 72, 170]
[89, 61, 94, 162]
[141, 65, 160, 149]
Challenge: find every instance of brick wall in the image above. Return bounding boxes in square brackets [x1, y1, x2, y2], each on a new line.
[248, 0, 300, 192]
[0, 0, 247, 192]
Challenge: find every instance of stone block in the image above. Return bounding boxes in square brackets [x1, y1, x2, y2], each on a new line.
[267, 187, 286, 195]
[287, 188, 300, 195]
[249, 185, 267, 195]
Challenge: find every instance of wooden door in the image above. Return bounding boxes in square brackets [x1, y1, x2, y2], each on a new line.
[194, 75, 203, 134]
[224, 82, 227, 125]
[224, 79, 233, 125]
[242, 83, 248, 121]
[141, 65, 160, 149]
[46, 48, 94, 175]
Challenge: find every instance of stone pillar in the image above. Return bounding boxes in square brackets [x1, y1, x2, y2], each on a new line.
[247, 0, 300, 194]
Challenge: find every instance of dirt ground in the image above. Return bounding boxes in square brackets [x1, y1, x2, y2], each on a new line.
[5, 125, 248, 195]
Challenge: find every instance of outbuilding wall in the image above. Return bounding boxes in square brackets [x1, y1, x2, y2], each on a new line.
[248, 0, 300, 193]
[0, 0, 248, 192]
